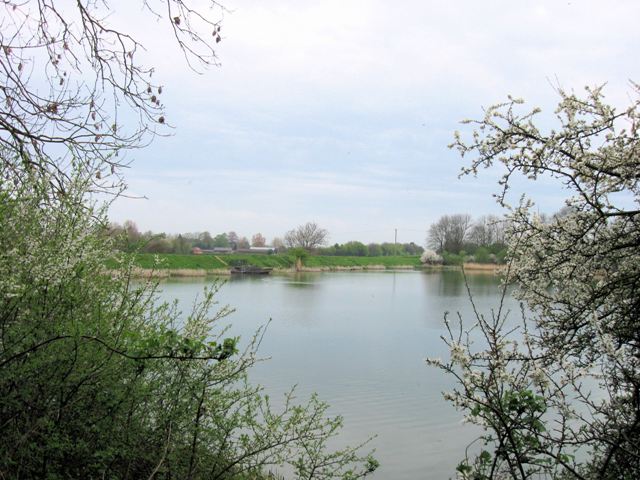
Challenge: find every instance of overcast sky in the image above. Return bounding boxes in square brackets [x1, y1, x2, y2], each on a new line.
[108, 0, 640, 245]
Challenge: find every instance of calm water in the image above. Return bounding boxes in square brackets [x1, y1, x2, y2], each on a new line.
[157, 270, 519, 479]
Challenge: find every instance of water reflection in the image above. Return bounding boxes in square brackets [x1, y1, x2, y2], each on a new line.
[419, 269, 502, 298]
[276, 272, 321, 288]
[154, 270, 518, 480]
[226, 274, 267, 284]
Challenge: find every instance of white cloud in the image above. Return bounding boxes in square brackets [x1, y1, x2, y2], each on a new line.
[104, 0, 640, 242]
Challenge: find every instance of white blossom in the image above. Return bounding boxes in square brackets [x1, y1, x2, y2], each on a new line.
[435, 84, 640, 478]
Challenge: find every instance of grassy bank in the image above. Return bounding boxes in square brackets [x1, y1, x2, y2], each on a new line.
[304, 255, 421, 269]
[106, 253, 422, 274]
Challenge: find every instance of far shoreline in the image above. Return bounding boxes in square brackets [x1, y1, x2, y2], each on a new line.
[108, 261, 503, 279]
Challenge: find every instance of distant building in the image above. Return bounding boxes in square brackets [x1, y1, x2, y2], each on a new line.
[210, 247, 234, 253]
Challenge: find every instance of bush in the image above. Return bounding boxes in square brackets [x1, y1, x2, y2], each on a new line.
[420, 249, 443, 265]
[472, 246, 491, 263]
[441, 251, 464, 265]
[0, 167, 377, 479]
[495, 248, 507, 264]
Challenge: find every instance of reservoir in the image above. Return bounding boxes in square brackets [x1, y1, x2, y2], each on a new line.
[157, 270, 519, 479]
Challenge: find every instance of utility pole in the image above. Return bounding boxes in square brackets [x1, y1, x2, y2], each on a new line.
[394, 228, 397, 247]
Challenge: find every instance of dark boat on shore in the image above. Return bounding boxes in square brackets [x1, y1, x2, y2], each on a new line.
[229, 265, 273, 275]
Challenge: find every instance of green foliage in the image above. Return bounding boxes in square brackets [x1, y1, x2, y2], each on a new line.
[319, 241, 423, 257]
[472, 390, 547, 453]
[366, 243, 383, 256]
[380, 242, 403, 256]
[456, 450, 493, 480]
[472, 246, 491, 264]
[212, 232, 230, 248]
[0, 167, 377, 479]
[343, 241, 369, 256]
[441, 251, 465, 265]
[495, 248, 507, 264]
[287, 247, 309, 261]
[302, 255, 420, 268]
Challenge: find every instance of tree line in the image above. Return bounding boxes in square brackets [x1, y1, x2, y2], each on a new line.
[108, 220, 424, 257]
[107, 221, 328, 254]
[108, 222, 264, 254]
[111, 213, 517, 261]
[426, 213, 508, 264]
[318, 241, 424, 257]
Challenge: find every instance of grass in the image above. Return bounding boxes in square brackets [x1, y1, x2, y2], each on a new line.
[104, 254, 229, 270]
[106, 253, 421, 271]
[303, 255, 421, 268]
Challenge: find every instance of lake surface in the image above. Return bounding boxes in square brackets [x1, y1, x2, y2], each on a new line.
[157, 270, 520, 479]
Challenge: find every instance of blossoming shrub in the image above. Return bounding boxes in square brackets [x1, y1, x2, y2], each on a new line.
[431, 85, 640, 479]
[420, 249, 443, 265]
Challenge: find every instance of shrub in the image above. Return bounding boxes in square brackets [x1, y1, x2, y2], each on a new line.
[434, 85, 640, 478]
[472, 246, 491, 264]
[420, 249, 443, 265]
[441, 251, 464, 265]
[0, 166, 377, 479]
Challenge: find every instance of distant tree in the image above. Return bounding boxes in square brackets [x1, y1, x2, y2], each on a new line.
[316, 245, 336, 256]
[402, 242, 424, 255]
[251, 233, 266, 247]
[173, 234, 191, 254]
[427, 220, 446, 252]
[288, 247, 309, 272]
[468, 215, 505, 248]
[197, 231, 214, 249]
[472, 246, 491, 263]
[427, 214, 472, 253]
[284, 222, 328, 250]
[380, 242, 402, 256]
[468, 215, 492, 246]
[272, 237, 285, 251]
[144, 235, 172, 253]
[227, 231, 239, 249]
[237, 236, 250, 249]
[342, 241, 368, 256]
[367, 243, 383, 257]
[106, 220, 143, 252]
[212, 233, 229, 248]
[123, 220, 141, 243]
